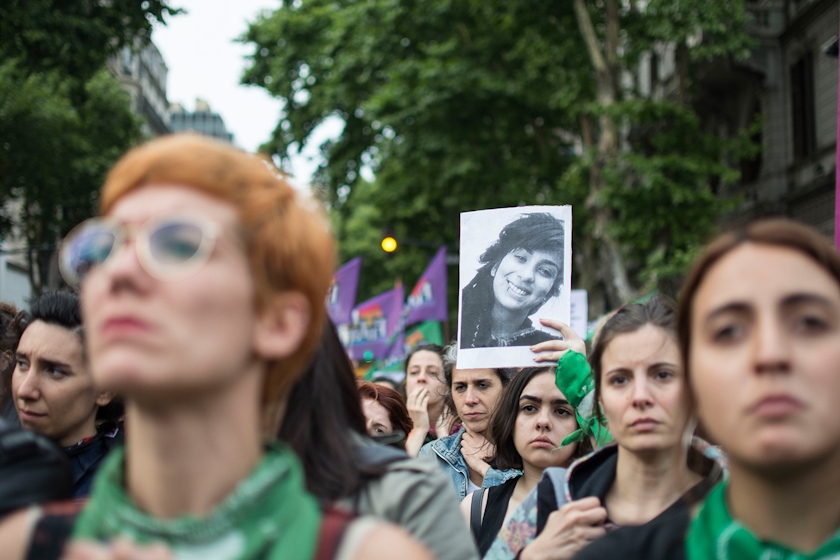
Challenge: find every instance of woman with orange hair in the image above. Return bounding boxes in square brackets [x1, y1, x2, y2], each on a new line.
[0, 134, 432, 560]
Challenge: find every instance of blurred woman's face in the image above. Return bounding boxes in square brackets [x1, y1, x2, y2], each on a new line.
[362, 398, 393, 437]
[492, 248, 560, 315]
[451, 368, 504, 434]
[405, 350, 445, 404]
[599, 325, 689, 454]
[513, 371, 579, 470]
[81, 185, 261, 402]
[690, 243, 840, 472]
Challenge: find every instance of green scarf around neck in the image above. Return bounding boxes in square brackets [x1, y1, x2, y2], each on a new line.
[73, 442, 322, 560]
[686, 482, 840, 560]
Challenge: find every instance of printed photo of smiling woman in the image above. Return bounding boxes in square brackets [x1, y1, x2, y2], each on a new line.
[457, 207, 572, 369]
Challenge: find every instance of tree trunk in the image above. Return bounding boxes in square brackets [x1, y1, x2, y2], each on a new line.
[573, 0, 636, 307]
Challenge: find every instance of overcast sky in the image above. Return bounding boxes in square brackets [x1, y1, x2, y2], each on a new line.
[152, 0, 342, 187]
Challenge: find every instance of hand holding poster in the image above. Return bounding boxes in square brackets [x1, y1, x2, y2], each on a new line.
[457, 206, 572, 369]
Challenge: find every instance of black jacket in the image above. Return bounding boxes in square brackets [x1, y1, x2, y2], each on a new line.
[63, 424, 123, 498]
[562, 444, 723, 560]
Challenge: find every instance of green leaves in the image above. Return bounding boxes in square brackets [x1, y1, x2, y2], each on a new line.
[242, 0, 760, 312]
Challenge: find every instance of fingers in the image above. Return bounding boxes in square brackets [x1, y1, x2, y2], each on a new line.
[553, 497, 608, 528]
[530, 339, 573, 354]
[532, 350, 569, 363]
[539, 318, 576, 338]
[537, 319, 587, 356]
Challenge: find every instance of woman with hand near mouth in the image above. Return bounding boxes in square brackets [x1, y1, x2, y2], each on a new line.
[402, 344, 458, 457]
[459, 367, 591, 556]
[486, 297, 724, 560]
[419, 346, 519, 500]
[460, 213, 565, 348]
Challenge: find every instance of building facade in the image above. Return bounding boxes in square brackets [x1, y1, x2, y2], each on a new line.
[705, 0, 838, 236]
[106, 38, 171, 137]
[169, 99, 235, 143]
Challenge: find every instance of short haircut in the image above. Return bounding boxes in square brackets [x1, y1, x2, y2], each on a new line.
[358, 381, 413, 438]
[479, 213, 565, 299]
[98, 134, 336, 413]
[489, 367, 592, 471]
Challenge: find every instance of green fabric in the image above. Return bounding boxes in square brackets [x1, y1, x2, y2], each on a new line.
[73, 442, 322, 559]
[686, 482, 840, 560]
[554, 350, 613, 447]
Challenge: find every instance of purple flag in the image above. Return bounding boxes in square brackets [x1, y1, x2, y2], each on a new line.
[326, 257, 362, 325]
[347, 285, 405, 360]
[405, 247, 448, 325]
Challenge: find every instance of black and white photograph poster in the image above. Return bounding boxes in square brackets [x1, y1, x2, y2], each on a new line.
[457, 206, 572, 369]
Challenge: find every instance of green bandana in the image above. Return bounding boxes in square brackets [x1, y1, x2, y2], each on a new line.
[73, 442, 322, 559]
[686, 482, 840, 560]
[554, 350, 613, 447]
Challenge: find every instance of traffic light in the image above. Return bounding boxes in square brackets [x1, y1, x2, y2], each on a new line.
[381, 228, 397, 253]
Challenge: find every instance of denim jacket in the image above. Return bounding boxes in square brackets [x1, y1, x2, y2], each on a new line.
[418, 427, 520, 501]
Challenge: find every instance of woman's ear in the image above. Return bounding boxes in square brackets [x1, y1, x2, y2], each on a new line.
[95, 391, 116, 408]
[491, 263, 499, 277]
[253, 292, 311, 360]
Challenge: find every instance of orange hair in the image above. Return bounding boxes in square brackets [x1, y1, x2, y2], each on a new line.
[99, 133, 336, 414]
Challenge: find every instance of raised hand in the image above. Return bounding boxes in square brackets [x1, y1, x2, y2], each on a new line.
[461, 431, 495, 480]
[520, 497, 608, 560]
[531, 319, 587, 363]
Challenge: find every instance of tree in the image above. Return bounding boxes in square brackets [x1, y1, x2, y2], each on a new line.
[0, 1, 180, 295]
[243, 0, 759, 315]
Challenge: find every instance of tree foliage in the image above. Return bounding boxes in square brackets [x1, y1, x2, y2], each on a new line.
[0, 0, 179, 295]
[243, 0, 759, 316]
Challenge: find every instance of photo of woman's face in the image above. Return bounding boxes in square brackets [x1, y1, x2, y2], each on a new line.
[492, 248, 561, 313]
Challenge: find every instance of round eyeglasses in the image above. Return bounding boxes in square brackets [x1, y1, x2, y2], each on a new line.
[59, 215, 220, 287]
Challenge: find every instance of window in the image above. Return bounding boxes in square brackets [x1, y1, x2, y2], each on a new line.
[790, 51, 816, 160]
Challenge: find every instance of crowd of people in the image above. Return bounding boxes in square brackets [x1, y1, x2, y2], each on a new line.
[0, 133, 837, 560]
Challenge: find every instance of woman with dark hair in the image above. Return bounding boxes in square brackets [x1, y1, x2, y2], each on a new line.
[419, 345, 520, 501]
[402, 343, 459, 456]
[281, 320, 480, 560]
[11, 290, 122, 498]
[486, 296, 724, 560]
[461, 213, 565, 348]
[581, 219, 840, 559]
[358, 381, 413, 445]
[460, 366, 592, 556]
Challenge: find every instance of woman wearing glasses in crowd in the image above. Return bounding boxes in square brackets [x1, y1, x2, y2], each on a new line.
[574, 219, 840, 560]
[486, 296, 724, 560]
[0, 134, 432, 560]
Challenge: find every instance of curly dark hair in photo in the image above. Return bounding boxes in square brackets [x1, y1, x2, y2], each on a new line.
[489, 367, 593, 471]
[463, 213, 565, 317]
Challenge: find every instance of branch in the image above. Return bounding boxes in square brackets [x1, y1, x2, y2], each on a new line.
[573, 0, 607, 73]
[605, 0, 619, 67]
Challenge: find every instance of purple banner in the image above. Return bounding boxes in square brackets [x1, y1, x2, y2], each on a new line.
[347, 285, 405, 360]
[326, 257, 362, 325]
[405, 246, 448, 325]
